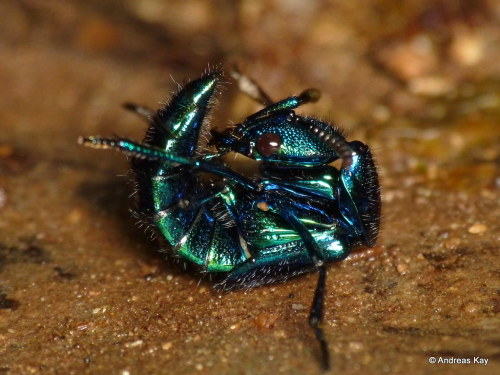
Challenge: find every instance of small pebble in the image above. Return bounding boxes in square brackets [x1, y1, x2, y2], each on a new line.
[375, 34, 437, 81]
[408, 75, 454, 97]
[396, 263, 409, 275]
[468, 223, 487, 234]
[274, 330, 287, 338]
[463, 302, 481, 314]
[77, 323, 88, 331]
[348, 341, 364, 352]
[450, 26, 485, 66]
[443, 238, 461, 250]
[125, 339, 143, 348]
[254, 313, 277, 329]
[162, 342, 172, 350]
[66, 208, 84, 224]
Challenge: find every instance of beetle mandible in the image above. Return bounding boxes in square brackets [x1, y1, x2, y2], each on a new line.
[79, 68, 381, 370]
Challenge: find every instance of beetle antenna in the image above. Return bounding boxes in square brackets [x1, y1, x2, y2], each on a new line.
[310, 265, 330, 370]
[306, 120, 354, 168]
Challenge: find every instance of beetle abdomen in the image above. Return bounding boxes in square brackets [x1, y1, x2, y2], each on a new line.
[146, 70, 221, 155]
[132, 70, 247, 272]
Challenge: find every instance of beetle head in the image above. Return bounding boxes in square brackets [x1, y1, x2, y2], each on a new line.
[212, 113, 349, 167]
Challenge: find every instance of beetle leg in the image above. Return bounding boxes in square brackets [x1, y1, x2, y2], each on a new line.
[284, 218, 330, 370]
[78, 136, 259, 191]
[265, 203, 330, 370]
[310, 264, 330, 370]
[123, 102, 154, 122]
[231, 66, 274, 106]
[231, 66, 322, 115]
[246, 89, 321, 121]
[272, 206, 325, 265]
[338, 141, 381, 247]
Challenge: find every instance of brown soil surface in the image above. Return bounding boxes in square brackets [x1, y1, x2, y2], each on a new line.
[1, 1, 498, 374]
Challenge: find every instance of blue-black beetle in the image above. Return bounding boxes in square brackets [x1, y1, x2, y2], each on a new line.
[80, 68, 381, 369]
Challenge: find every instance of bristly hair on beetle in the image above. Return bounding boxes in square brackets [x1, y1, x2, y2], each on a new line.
[80, 67, 381, 370]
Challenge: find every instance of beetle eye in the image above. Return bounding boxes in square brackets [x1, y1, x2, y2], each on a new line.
[256, 133, 282, 157]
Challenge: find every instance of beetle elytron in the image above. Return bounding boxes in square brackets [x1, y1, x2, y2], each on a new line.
[79, 68, 381, 370]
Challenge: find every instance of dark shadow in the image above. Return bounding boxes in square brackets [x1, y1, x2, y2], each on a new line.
[75, 173, 206, 282]
[76, 173, 157, 255]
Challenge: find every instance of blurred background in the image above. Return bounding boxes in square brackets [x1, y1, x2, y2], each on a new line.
[0, 1, 498, 374]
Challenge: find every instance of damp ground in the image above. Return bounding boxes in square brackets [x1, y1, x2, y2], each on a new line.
[0, 1, 499, 374]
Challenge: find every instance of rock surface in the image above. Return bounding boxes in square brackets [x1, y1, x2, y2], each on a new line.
[0, 1, 498, 374]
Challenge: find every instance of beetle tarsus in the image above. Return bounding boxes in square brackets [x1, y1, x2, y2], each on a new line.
[78, 136, 117, 149]
[310, 265, 330, 371]
[231, 66, 274, 106]
[298, 88, 321, 104]
[123, 102, 154, 121]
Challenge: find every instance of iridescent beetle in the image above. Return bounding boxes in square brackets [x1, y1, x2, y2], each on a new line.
[79, 68, 381, 370]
